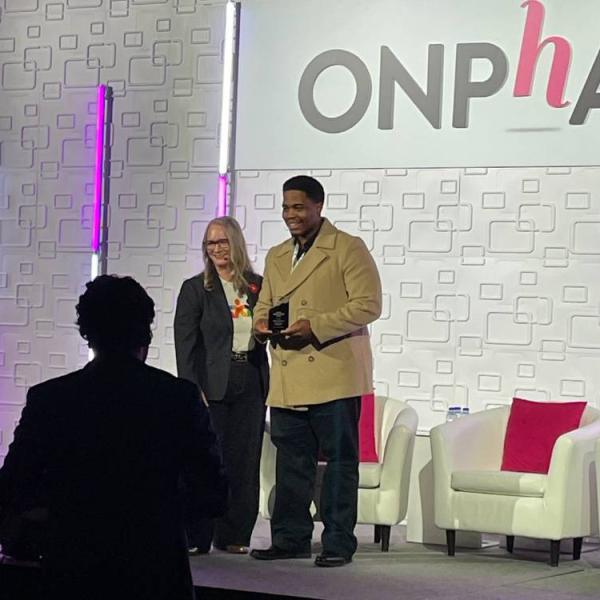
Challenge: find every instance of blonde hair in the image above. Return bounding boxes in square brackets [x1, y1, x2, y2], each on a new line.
[202, 216, 254, 294]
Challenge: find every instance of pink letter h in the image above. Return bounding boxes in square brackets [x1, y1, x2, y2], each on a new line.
[514, 0, 571, 108]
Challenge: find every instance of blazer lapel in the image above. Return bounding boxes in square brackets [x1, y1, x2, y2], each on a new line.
[278, 247, 328, 299]
[276, 219, 337, 300]
[246, 272, 261, 311]
[210, 276, 233, 333]
[272, 242, 293, 280]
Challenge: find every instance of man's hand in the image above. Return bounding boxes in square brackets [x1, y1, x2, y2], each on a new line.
[280, 319, 313, 343]
[253, 318, 272, 343]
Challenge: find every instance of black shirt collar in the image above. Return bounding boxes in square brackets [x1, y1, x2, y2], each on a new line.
[293, 218, 324, 257]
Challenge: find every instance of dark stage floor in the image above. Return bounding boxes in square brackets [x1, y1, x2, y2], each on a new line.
[3, 520, 600, 600]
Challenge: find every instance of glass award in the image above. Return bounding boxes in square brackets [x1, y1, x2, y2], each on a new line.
[268, 302, 289, 334]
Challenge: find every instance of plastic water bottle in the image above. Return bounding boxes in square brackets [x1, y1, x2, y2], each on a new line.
[461, 407, 470, 418]
[446, 405, 461, 422]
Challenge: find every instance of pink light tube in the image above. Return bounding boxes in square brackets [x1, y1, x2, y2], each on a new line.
[92, 84, 106, 252]
[217, 174, 227, 217]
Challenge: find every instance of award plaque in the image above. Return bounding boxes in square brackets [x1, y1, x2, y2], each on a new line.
[268, 302, 289, 334]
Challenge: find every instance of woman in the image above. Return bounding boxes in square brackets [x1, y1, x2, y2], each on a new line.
[174, 216, 268, 554]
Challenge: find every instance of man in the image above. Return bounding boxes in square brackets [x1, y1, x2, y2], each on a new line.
[251, 175, 382, 567]
[0, 275, 227, 600]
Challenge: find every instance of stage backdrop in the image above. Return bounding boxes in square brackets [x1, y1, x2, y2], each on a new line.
[236, 0, 600, 170]
[2, 0, 600, 456]
[234, 166, 600, 433]
[0, 1, 225, 460]
[233, 0, 600, 432]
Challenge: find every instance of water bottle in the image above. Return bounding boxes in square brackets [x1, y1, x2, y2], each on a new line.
[461, 407, 470, 418]
[446, 405, 461, 422]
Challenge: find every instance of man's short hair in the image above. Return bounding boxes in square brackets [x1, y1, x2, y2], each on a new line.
[283, 175, 325, 204]
[76, 275, 155, 353]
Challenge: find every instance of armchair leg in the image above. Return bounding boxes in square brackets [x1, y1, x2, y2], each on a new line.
[573, 537, 583, 560]
[374, 525, 381, 544]
[380, 525, 391, 552]
[550, 540, 560, 567]
[506, 535, 514, 553]
[446, 530, 456, 556]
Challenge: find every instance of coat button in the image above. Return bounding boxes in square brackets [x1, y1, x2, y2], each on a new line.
[282, 360, 288, 366]
[308, 356, 315, 362]
[301, 299, 307, 305]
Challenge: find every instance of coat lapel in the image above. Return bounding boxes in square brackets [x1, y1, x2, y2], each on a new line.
[272, 241, 294, 287]
[275, 219, 337, 300]
[246, 272, 262, 311]
[278, 248, 328, 299]
[209, 275, 233, 333]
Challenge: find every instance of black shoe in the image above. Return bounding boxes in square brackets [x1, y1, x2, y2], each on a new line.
[250, 546, 311, 560]
[314, 553, 352, 567]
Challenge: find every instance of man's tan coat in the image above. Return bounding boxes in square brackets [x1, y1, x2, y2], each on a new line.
[253, 219, 382, 408]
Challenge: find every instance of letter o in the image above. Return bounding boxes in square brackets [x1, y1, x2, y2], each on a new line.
[298, 50, 372, 134]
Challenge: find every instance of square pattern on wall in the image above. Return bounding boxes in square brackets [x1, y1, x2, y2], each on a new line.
[234, 167, 600, 432]
[0, 1, 227, 459]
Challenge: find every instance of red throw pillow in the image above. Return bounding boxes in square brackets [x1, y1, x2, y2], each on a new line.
[359, 392, 379, 463]
[501, 397, 586, 474]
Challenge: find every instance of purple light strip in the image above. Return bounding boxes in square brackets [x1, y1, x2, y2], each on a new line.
[92, 84, 106, 252]
[217, 174, 227, 216]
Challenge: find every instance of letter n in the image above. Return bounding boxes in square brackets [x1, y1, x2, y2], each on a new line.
[378, 45, 444, 130]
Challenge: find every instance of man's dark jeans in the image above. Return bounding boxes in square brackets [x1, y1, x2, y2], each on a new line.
[270, 396, 360, 558]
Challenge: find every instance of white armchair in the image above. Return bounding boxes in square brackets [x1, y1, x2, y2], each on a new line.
[259, 397, 418, 551]
[431, 406, 600, 566]
[595, 438, 600, 540]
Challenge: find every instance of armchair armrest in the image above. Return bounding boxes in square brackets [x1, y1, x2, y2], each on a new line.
[259, 420, 277, 519]
[431, 407, 508, 475]
[377, 424, 415, 524]
[393, 404, 418, 436]
[379, 404, 417, 493]
[380, 425, 415, 491]
[548, 419, 600, 479]
[545, 417, 600, 537]
[430, 407, 508, 529]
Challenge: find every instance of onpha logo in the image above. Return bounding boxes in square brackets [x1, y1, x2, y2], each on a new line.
[298, 0, 600, 133]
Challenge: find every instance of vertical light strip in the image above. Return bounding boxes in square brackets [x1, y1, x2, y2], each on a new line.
[217, 174, 228, 214]
[89, 84, 106, 361]
[90, 253, 99, 280]
[217, 0, 236, 216]
[92, 84, 106, 253]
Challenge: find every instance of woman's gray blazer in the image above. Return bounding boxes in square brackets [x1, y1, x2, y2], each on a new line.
[174, 272, 268, 402]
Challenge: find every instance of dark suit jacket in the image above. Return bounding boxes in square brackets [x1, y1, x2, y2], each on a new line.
[174, 271, 269, 402]
[0, 355, 227, 600]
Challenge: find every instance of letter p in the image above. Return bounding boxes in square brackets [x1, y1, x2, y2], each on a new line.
[453, 43, 508, 128]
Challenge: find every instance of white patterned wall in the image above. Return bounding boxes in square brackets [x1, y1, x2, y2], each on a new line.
[234, 167, 600, 431]
[2, 0, 600, 463]
[0, 0, 226, 460]
[101, 1, 226, 374]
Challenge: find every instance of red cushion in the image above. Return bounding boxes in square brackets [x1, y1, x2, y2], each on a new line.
[501, 397, 586, 474]
[359, 392, 379, 463]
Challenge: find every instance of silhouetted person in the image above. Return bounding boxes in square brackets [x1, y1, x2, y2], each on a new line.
[0, 275, 227, 600]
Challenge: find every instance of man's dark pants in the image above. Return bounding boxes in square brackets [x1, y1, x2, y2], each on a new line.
[269, 396, 361, 559]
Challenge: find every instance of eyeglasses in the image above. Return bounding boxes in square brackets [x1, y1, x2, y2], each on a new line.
[205, 238, 230, 249]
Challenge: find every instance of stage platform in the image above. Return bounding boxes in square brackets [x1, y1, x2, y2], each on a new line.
[190, 519, 600, 600]
[3, 519, 600, 600]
